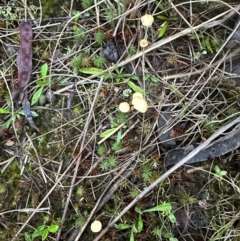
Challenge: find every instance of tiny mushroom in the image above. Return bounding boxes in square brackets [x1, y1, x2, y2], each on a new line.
[132, 96, 148, 113]
[141, 14, 154, 27]
[132, 92, 143, 98]
[140, 39, 148, 48]
[119, 102, 130, 113]
[91, 220, 102, 233]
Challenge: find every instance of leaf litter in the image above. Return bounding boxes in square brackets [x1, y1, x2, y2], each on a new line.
[1, 1, 240, 241]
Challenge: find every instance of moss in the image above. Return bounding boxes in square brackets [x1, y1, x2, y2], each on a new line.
[0, 183, 6, 194]
[41, 0, 60, 18]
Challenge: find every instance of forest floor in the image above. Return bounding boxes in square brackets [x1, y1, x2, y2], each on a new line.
[0, 0, 240, 241]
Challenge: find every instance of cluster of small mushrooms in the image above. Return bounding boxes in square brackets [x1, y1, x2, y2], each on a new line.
[119, 92, 148, 113]
[90, 14, 154, 235]
[140, 14, 154, 48]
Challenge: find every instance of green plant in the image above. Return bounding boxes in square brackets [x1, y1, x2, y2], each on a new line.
[128, 45, 137, 56]
[0, 6, 22, 21]
[115, 207, 143, 241]
[116, 112, 128, 123]
[190, 33, 221, 58]
[107, 156, 118, 168]
[141, 163, 153, 182]
[92, 55, 106, 68]
[0, 108, 38, 129]
[100, 160, 110, 171]
[103, 7, 117, 22]
[82, 0, 94, 10]
[97, 145, 107, 156]
[203, 118, 217, 136]
[76, 186, 85, 196]
[94, 31, 105, 45]
[130, 188, 139, 198]
[112, 140, 122, 151]
[225, 107, 238, 116]
[155, 8, 179, 39]
[71, 54, 91, 74]
[31, 63, 51, 106]
[115, 203, 177, 241]
[75, 213, 87, 228]
[24, 223, 59, 241]
[100, 155, 118, 171]
[214, 165, 227, 177]
[179, 191, 197, 205]
[0, 183, 6, 194]
[73, 25, 86, 43]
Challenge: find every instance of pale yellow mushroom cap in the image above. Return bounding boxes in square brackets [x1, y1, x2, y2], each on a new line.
[91, 220, 102, 233]
[132, 96, 148, 113]
[119, 102, 130, 113]
[141, 14, 154, 27]
[132, 92, 143, 99]
[140, 39, 148, 48]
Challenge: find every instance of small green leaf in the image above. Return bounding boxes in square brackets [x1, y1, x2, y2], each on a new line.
[80, 67, 103, 74]
[219, 170, 227, 176]
[132, 224, 138, 233]
[24, 232, 32, 241]
[0, 108, 11, 114]
[31, 111, 39, 117]
[73, 10, 80, 22]
[157, 21, 168, 38]
[130, 75, 140, 81]
[168, 84, 184, 98]
[157, 15, 168, 20]
[32, 225, 46, 238]
[143, 203, 172, 213]
[134, 207, 143, 215]
[130, 228, 135, 241]
[41, 229, 49, 241]
[116, 130, 122, 144]
[204, 36, 213, 53]
[164, 232, 171, 238]
[48, 224, 59, 233]
[100, 127, 118, 138]
[169, 238, 178, 241]
[31, 87, 44, 106]
[3, 117, 14, 129]
[36, 79, 49, 87]
[214, 165, 221, 174]
[41, 63, 48, 78]
[127, 81, 144, 94]
[98, 122, 125, 145]
[168, 213, 176, 224]
[137, 214, 143, 232]
[79, 67, 114, 78]
[17, 110, 25, 115]
[58, 77, 70, 84]
[115, 223, 132, 230]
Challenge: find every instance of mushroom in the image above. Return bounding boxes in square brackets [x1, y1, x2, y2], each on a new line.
[132, 96, 148, 113]
[119, 102, 130, 113]
[132, 92, 144, 99]
[141, 14, 154, 27]
[140, 39, 148, 48]
[91, 220, 102, 233]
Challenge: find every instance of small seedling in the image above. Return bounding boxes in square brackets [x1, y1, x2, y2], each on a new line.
[0, 109, 38, 129]
[94, 31, 105, 45]
[24, 223, 59, 241]
[92, 55, 106, 68]
[115, 207, 143, 241]
[115, 202, 177, 241]
[31, 63, 52, 106]
[214, 165, 227, 177]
